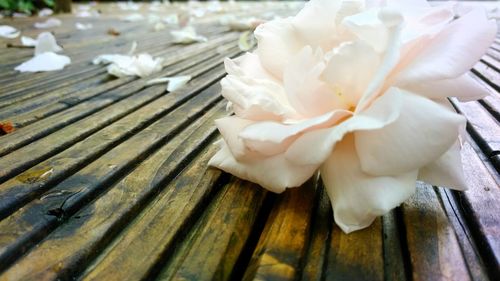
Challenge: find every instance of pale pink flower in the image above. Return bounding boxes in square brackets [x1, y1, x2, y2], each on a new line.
[209, 0, 497, 233]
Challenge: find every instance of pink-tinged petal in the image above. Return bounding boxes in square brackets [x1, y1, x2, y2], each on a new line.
[220, 75, 296, 121]
[396, 8, 497, 83]
[285, 87, 402, 166]
[284, 46, 348, 116]
[321, 41, 381, 106]
[342, 9, 389, 53]
[208, 141, 318, 193]
[342, 8, 403, 53]
[400, 4, 454, 43]
[254, 17, 302, 79]
[240, 110, 352, 156]
[320, 135, 418, 233]
[352, 9, 403, 113]
[215, 116, 256, 161]
[418, 140, 467, 190]
[401, 73, 490, 101]
[224, 53, 277, 82]
[292, 0, 341, 50]
[355, 89, 465, 176]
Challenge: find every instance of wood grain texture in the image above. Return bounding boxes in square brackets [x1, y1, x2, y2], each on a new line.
[402, 183, 471, 281]
[243, 180, 317, 281]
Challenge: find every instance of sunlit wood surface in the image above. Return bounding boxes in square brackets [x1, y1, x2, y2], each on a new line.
[0, 2, 499, 281]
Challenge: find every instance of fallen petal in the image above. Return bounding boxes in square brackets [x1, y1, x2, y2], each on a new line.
[15, 52, 71, 72]
[35, 32, 63, 55]
[0, 25, 20, 39]
[34, 18, 62, 29]
[38, 8, 53, 17]
[76, 23, 93, 30]
[170, 26, 207, 44]
[21, 36, 37, 47]
[146, 75, 192, 91]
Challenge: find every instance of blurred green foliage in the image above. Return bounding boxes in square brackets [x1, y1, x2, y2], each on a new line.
[0, 0, 54, 14]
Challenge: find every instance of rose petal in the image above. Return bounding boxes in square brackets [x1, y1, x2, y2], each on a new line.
[146, 75, 192, 91]
[220, 75, 296, 121]
[0, 25, 20, 39]
[285, 87, 402, 166]
[321, 41, 381, 107]
[396, 8, 497, 83]
[402, 73, 491, 102]
[214, 116, 260, 161]
[320, 134, 418, 233]
[170, 26, 207, 44]
[35, 32, 63, 55]
[292, 0, 341, 50]
[121, 14, 144, 22]
[224, 53, 277, 82]
[284, 46, 350, 116]
[106, 54, 163, 78]
[76, 23, 93, 30]
[34, 18, 62, 29]
[355, 88, 465, 176]
[254, 17, 302, 79]
[21, 36, 37, 47]
[15, 52, 71, 72]
[418, 140, 467, 190]
[240, 109, 352, 156]
[352, 9, 404, 113]
[208, 140, 317, 193]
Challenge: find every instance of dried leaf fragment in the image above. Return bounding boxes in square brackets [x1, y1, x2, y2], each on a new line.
[0, 121, 15, 134]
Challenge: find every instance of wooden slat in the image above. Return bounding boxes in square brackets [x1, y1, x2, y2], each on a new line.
[0, 33, 239, 125]
[402, 183, 471, 281]
[458, 142, 500, 278]
[0, 102, 226, 280]
[242, 180, 317, 281]
[155, 179, 267, 281]
[324, 219, 384, 281]
[0, 82, 225, 273]
[299, 183, 332, 281]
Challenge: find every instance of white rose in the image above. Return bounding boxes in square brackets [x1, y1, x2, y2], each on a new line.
[209, 0, 497, 233]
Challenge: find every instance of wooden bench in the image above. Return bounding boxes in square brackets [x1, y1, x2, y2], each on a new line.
[0, 2, 498, 281]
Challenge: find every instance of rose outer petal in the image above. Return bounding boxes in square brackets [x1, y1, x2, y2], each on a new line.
[418, 140, 467, 190]
[208, 140, 318, 193]
[320, 134, 418, 234]
[396, 8, 497, 83]
[354, 89, 465, 176]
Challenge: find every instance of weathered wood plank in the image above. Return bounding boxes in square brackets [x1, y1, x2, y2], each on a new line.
[402, 183, 471, 281]
[242, 181, 317, 281]
[0, 102, 226, 280]
[156, 179, 267, 281]
[0, 33, 240, 125]
[0, 84, 225, 273]
[324, 218, 384, 281]
[435, 188, 490, 281]
[0, 46, 240, 166]
[299, 182, 331, 281]
[457, 142, 500, 278]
